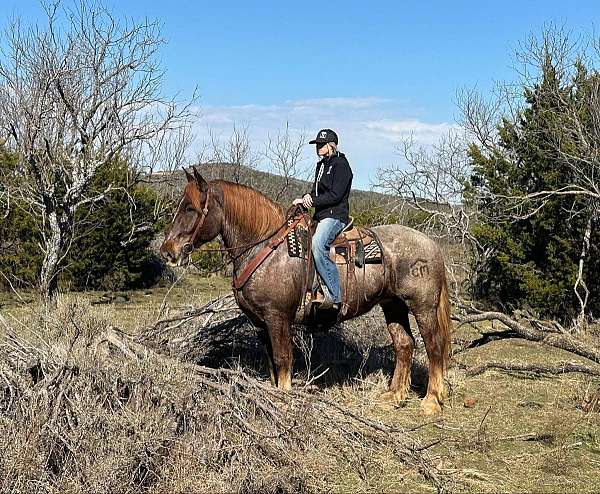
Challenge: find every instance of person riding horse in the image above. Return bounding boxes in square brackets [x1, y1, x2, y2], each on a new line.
[161, 154, 451, 414]
[293, 129, 353, 313]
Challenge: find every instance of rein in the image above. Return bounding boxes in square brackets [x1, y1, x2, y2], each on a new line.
[182, 185, 307, 288]
[231, 212, 306, 290]
[182, 188, 211, 255]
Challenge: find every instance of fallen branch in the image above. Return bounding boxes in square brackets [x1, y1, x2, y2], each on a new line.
[451, 329, 521, 356]
[464, 361, 600, 377]
[1, 310, 456, 492]
[456, 311, 600, 363]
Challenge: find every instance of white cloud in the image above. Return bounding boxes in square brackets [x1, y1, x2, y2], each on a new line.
[365, 119, 456, 144]
[288, 96, 390, 109]
[189, 97, 453, 189]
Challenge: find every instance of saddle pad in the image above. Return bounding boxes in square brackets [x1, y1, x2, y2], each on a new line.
[287, 220, 383, 265]
[286, 219, 309, 259]
[363, 239, 383, 263]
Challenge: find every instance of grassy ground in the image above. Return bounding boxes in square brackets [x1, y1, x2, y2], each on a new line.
[1, 275, 599, 492]
[327, 340, 600, 492]
[0, 275, 232, 332]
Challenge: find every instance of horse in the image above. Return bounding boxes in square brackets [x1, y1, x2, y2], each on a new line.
[160, 167, 452, 415]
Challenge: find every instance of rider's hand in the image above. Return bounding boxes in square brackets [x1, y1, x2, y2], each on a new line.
[302, 194, 313, 209]
[292, 198, 304, 206]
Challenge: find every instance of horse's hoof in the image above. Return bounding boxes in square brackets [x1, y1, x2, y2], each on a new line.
[277, 378, 292, 391]
[421, 395, 442, 416]
[379, 390, 408, 406]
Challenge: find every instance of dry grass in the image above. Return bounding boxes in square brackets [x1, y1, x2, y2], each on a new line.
[1, 276, 599, 493]
[0, 292, 445, 493]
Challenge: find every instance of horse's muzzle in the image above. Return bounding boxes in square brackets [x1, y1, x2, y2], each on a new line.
[160, 241, 181, 267]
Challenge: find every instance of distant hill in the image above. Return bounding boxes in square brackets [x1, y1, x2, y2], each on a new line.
[150, 162, 399, 213]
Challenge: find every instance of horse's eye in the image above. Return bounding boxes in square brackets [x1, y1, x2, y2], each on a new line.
[186, 205, 196, 214]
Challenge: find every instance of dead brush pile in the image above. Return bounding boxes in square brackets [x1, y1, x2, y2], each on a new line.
[0, 298, 449, 493]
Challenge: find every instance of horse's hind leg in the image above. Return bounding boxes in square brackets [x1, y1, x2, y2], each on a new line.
[379, 299, 414, 405]
[414, 308, 447, 416]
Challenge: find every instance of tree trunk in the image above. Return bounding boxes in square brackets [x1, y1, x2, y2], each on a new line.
[39, 211, 63, 301]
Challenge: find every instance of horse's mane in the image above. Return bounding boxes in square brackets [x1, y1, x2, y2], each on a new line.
[215, 180, 285, 239]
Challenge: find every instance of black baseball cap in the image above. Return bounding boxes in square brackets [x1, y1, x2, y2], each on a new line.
[309, 128, 338, 145]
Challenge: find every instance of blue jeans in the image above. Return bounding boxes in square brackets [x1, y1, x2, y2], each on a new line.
[312, 217, 345, 304]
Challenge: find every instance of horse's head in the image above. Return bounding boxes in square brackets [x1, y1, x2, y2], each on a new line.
[160, 167, 221, 266]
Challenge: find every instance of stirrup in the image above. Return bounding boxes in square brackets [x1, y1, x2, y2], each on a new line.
[312, 294, 339, 311]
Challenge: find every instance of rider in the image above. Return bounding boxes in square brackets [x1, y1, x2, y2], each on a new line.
[293, 129, 353, 311]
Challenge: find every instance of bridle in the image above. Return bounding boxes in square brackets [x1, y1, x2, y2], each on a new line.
[182, 187, 211, 255]
[175, 181, 310, 290]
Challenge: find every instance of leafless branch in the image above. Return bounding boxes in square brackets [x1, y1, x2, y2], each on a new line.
[263, 123, 308, 201]
[0, 0, 195, 298]
[205, 123, 259, 185]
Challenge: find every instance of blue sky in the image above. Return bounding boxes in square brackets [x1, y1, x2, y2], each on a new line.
[2, 1, 599, 188]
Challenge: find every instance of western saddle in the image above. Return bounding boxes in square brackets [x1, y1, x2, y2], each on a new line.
[290, 215, 383, 324]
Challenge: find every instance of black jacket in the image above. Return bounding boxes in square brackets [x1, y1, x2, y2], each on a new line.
[309, 152, 353, 224]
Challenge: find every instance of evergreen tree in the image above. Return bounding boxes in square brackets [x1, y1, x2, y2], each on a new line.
[0, 147, 42, 288]
[469, 57, 600, 320]
[63, 160, 165, 291]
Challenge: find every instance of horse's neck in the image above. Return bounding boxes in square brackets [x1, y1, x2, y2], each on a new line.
[219, 216, 276, 272]
[217, 184, 284, 262]
[220, 217, 260, 255]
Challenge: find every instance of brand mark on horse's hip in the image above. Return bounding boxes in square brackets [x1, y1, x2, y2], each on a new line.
[410, 259, 430, 278]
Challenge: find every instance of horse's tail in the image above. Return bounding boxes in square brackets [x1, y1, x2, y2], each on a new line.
[437, 272, 452, 372]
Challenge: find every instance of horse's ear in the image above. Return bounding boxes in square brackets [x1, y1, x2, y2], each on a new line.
[183, 167, 194, 183]
[192, 166, 209, 192]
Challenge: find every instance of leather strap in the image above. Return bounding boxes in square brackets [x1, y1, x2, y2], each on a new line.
[232, 215, 304, 290]
[183, 188, 211, 254]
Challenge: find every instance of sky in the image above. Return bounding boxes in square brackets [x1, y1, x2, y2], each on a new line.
[2, 1, 599, 188]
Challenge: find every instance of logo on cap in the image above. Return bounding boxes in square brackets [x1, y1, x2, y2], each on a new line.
[319, 131, 327, 139]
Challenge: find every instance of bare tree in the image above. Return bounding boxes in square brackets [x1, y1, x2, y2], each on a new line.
[0, 1, 193, 299]
[141, 125, 196, 222]
[206, 123, 259, 185]
[374, 131, 485, 299]
[459, 28, 600, 212]
[263, 123, 308, 201]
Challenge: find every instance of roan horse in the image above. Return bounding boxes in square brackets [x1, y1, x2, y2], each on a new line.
[160, 167, 451, 415]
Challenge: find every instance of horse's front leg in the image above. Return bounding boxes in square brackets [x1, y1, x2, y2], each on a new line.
[265, 313, 293, 390]
[257, 329, 276, 386]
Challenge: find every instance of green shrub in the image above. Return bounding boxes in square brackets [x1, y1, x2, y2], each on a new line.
[189, 240, 225, 276]
[63, 160, 165, 291]
[0, 148, 43, 289]
[469, 60, 600, 319]
[0, 150, 165, 292]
